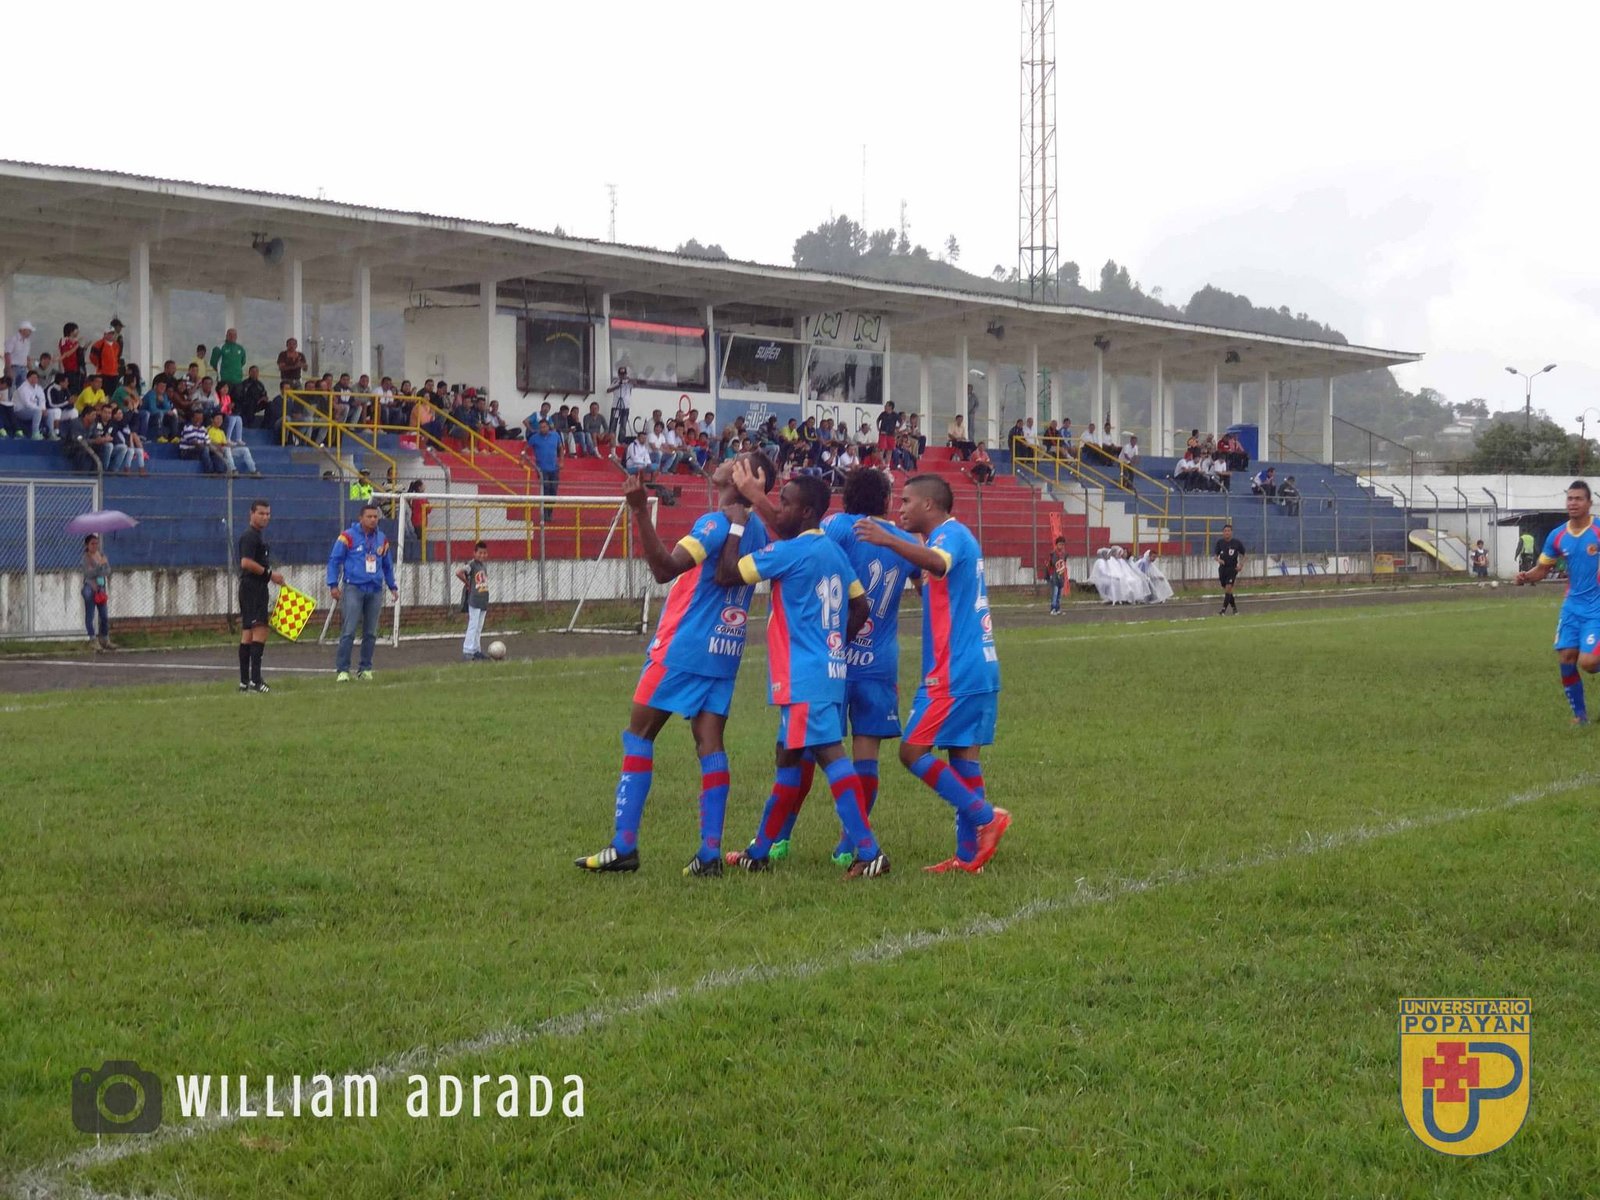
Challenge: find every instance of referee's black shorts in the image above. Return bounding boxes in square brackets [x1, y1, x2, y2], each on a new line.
[1219, 568, 1238, 588]
[240, 581, 271, 629]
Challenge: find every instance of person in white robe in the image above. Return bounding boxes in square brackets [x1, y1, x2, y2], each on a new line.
[1138, 550, 1175, 602]
[1089, 547, 1122, 603]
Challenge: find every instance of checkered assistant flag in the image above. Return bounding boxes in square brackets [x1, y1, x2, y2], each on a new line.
[268, 584, 316, 641]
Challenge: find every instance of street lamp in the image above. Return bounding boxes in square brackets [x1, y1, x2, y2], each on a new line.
[1505, 363, 1557, 431]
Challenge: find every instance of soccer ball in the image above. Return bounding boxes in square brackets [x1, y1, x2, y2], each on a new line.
[487, 640, 508, 660]
[1491, 581, 1500, 589]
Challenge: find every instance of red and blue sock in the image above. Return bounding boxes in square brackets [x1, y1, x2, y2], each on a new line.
[776, 753, 816, 842]
[835, 759, 879, 858]
[611, 731, 654, 852]
[947, 757, 985, 863]
[909, 752, 993, 823]
[1562, 663, 1587, 722]
[697, 751, 730, 862]
[825, 757, 878, 859]
[751, 764, 804, 857]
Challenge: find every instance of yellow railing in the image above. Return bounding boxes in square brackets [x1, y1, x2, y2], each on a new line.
[409, 496, 632, 565]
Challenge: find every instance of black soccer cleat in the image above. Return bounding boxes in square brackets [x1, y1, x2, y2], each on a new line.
[723, 848, 772, 873]
[238, 681, 250, 692]
[575, 846, 640, 873]
[251, 682, 270, 693]
[844, 851, 891, 880]
[682, 854, 724, 878]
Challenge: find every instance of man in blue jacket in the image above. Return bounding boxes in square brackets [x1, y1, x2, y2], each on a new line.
[524, 418, 561, 520]
[327, 503, 399, 681]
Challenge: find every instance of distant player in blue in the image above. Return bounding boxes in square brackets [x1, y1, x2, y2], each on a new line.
[574, 451, 776, 877]
[713, 472, 889, 879]
[856, 474, 1012, 873]
[761, 466, 923, 865]
[1517, 480, 1600, 725]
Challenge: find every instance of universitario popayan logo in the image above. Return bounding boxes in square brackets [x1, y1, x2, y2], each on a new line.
[1399, 998, 1529, 1155]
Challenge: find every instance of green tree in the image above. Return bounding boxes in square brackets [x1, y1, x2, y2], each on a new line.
[675, 238, 728, 260]
[944, 235, 960, 263]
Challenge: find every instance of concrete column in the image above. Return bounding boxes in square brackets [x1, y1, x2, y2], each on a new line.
[596, 292, 612, 394]
[1151, 358, 1164, 452]
[1049, 366, 1063, 425]
[986, 367, 999, 447]
[1107, 376, 1121, 435]
[706, 303, 718, 412]
[1207, 365, 1220, 437]
[353, 262, 373, 380]
[150, 286, 168, 369]
[957, 334, 969, 427]
[1261, 368, 1272, 459]
[282, 258, 304, 345]
[880, 322, 891, 414]
[0, 275, 11, 351]
[1026, 341, 1040, 430]
[1323, 376, 1335, 463]
[918, 354, 932, 431]
[1231, 381, 1243, 426]
[224, 287, 244, 337]
[127, 241, 151, 381]
[1094, 347, 1104, 427]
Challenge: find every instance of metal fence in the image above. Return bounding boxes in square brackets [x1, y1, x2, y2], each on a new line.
[0, 479, 103, 637]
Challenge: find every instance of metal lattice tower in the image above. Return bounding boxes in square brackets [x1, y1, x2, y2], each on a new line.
[1018, 0, 1059, 301]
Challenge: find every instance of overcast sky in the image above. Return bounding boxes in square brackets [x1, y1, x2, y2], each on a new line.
[10, 0, 1597, 425]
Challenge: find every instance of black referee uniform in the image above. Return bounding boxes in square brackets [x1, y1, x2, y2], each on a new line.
[239, 525, 272, 688]
[1216, 530, 1245, 614]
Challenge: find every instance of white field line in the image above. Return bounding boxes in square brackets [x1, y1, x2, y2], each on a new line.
[12, 661, 328, 675]
[12, 770, 1594, 1200]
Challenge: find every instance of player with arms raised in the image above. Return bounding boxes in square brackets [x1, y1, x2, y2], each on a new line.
[1518, 480, 1600, 725]
[756, 466, 923, 865]
[574, 450, 776, 876]
[715, 472, 888, 878]
[856, 474, 1010, 872]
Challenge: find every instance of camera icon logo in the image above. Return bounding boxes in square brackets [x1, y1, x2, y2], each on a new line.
[71, 1061, 163, 1135]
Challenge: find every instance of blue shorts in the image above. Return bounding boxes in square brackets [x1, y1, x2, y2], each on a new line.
[776, 700, 846, 750]
[846, 678, 901, 739]
[905, 689, 998, 748]
[1554, 609, 1600, 655]
[633, 661, 736, 718]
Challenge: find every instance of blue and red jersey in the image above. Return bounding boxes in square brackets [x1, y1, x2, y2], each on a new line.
[919, 517, 1001, 698]
[646, 511, 769, 678]
[822, 511, 920, 682]
[738, 529, 864, 706]
[1541, 519, 1600, 617]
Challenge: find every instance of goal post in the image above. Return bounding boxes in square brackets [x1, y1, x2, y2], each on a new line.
[369, 491, 657, 645]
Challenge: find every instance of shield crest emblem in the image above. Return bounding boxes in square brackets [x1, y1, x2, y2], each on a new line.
[1399, 998, 1529, 1155]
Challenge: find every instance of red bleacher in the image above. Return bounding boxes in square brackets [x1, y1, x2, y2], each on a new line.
[418, 442, 1111, 569]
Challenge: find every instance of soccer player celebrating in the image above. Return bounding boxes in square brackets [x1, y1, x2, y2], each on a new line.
[715, 473, 888, 878]
[759, 466, 923, 865]
[856, 474, 1011, 873]
[574, 450, 777, 877]
[237, 499, 285, 692]
[1517, 480, 1600, 725]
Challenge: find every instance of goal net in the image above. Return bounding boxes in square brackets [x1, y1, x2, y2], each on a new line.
[360, 490, 657, 644]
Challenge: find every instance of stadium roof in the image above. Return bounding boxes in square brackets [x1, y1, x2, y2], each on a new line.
[0, 159, 1420, 382]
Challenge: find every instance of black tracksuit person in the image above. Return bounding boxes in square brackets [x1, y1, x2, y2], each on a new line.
[1216, 522, 1246, 614]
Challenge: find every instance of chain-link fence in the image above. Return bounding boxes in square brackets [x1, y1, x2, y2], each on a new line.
[0, 479, 102, 637]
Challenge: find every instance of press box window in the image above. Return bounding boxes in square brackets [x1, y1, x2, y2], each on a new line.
[516, 315, 594, 394]
[610, 318, 709, 391]
[721, 336, 798, 393]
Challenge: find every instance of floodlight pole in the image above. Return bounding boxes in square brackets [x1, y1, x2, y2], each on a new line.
[1506, 363, 1556, 432]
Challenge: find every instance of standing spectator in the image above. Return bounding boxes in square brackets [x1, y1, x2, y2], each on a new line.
[906, 413, 925, 455]
[406, 479, 430, 543]
[237, 365, 269, 428]
[88, 328, 121, 382]
[605, 365, 633, 438]
[276, 338, 307, 390]
[59, 323, 85, 390]
[1216, 521, 1245, 615]
[14, 369, 47, 439]
[1118, 435, 1141, 489]
[82, 534, 115, 651]
[5, 319, 35, 387]
[1045, 536, 1069, 614]
[237, 499, 286, 692]
[327, 503, 398, 682]
[189, 344, 213, 379]
[210, 328, 247, 392]
[455, 540, 491, 661]
[1472, 539, 1489, 579]
[525, 418, 561, 519]
[876, 400, 901, 456]
[1517, 529, 1537, 576]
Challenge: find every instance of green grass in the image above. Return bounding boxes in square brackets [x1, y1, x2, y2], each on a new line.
[3, 595, 1597, 1199]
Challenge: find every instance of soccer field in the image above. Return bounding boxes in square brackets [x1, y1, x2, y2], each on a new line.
[4, 594, 1596, 1199]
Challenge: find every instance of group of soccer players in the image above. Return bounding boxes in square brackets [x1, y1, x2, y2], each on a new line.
[574, 449, 1010, 880]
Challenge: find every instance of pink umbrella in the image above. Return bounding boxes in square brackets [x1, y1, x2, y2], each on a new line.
[65, 509, 140, 536]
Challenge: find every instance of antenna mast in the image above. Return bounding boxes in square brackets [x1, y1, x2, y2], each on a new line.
[606, 183, 618, 242]
[1018, 0, 1059, 300]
